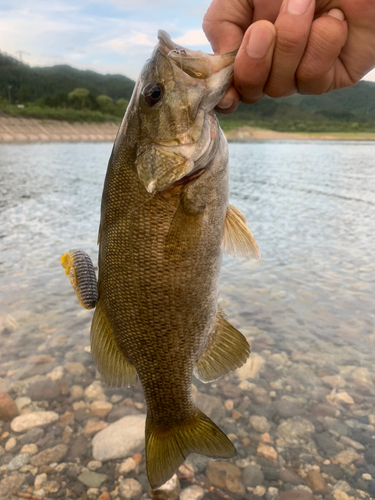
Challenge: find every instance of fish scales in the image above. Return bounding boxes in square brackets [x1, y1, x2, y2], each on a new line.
[62, 30, 260, 490]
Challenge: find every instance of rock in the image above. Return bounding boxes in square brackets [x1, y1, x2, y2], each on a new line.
[334, 392, 355, 405]
[0, 474, 26, 497]
[11, 411, 59, 432]
[15, 396, 31, 409]
[66, 434, 89, 461]
[321, 375, 346, 388]
[194, 392, 225, 421]
[206, 461, 245, 496]
[335, 449, 361, 466]
[333, 480, 352, 493]
[118, 477, 143, 498]
[186, 453, 210, 474]
[87, 460, 102, 471]
[92, 414, 146, 461]
[279, 469, 303, 485]
[8, 453, 31, 470]
[364, 446, 375, 464]
[90, 400, 113, 418]
[20, 443, 38, 454]
[276, 399, 304, 419]
[70, 385, 84, 399]
[243, 464, 264, 487]
[83, 419, 108, 436]
[150, 474, 180, 500]
[266, 486, 279, 499]
[352, 367, 372, 386]
[314, 431, 339, 456]
[34, 473, 47, 489]
[312, 404, 338, 418]
[180, 485, 205, 500]
[28, 380, 62, 401]
[257, 443, 277, 461]
[107, 405, 142, 422]
[278, 491, 314, 500]
[305, 470, 330, 493]
[324, 417, 349, 436]
[20, 426, 44, 444]
[31, 444, 68, 466]
[98, 493, 111, 500]
[236, 353, 265, 380]
[0, 445, 4, 456]
[277, 417, 315, 445]
[0, 390, 19, 421]
[78, 471, 107, 488]
[249, 415, 271, 433]
[84, 381, 106, 400]
[65, 362, 86, 375]
[5, 436, 17, 451]
[119, 457, 137, 474]
[333, 491, 350, 500]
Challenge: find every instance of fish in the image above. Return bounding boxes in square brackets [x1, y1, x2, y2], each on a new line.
[61, 30, 260, 489]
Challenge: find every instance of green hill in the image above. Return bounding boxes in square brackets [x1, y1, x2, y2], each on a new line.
[0, 51, 135, 103]
[1, 50, 374, 132]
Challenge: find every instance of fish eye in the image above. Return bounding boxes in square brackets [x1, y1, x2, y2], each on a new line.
[142, 82, 163, 107]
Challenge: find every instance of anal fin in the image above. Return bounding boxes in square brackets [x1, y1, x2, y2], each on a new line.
[91, 302, 137, 388]
[194, 311, 250, 383]
[222, 204, 261, 259]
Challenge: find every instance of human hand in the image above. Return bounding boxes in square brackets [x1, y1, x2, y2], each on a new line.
[203, 0, 375, 113]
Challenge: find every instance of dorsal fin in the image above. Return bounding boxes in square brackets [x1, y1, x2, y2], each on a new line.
[222, 204, 261, 259]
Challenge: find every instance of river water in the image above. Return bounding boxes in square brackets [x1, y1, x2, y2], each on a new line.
[0, 141, 374, 500]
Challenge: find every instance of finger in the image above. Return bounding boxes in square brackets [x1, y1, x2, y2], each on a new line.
[296, 9, 348, 94]
[203, 0, 253, 54]
[215, 86, 240, 114]
[264, 0, 315, 98]
[234, 21, 277, 104]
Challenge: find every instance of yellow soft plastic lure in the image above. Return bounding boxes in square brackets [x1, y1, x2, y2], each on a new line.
[61, 249, 97, 309]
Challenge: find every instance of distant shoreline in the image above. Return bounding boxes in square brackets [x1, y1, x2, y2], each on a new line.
[1, 116, 375, 143]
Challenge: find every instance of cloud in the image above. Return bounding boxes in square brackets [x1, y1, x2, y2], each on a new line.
[174, 29, 210, 46]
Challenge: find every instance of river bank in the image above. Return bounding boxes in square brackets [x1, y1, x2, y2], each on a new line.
[1, 117, 375, 143]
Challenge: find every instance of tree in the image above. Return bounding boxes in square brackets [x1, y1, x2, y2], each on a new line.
[115, 98, 129, 117]
[68, 88, 91, 110]
[18, 84, 29, 103]
[96, 94, 114, 114]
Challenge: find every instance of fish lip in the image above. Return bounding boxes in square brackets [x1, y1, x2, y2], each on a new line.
[157, 30, 184, 54]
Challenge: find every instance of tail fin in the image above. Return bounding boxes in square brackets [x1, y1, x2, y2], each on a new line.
[146, 408, 236, 490]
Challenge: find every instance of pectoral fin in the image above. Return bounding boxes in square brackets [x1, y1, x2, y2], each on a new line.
[222, 204, 261, 259]
[165, 196, 203, 258]
[91, 303, 137, 388]
[194, 311, 250, 382]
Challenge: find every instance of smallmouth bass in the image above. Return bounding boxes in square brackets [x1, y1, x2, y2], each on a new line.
[62, 30, 260, 489]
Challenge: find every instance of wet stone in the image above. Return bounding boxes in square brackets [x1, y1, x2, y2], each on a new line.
[278, 490, 315, 500]
[30, 444, 68, 466]
[150, 474, 180, 500]
[0, 390, 19, 421]
[65, 434, 89, 462]
[277, 417, 315, 444]
[0, 473, 26, 497]
[249, 415, 271, 433]
[11, 411, 59, 432]
[243, 464, 264, 487]
[28, 379, 62, 401]
[8, 452, 31, 470]
[78, 470, 107, 488]
[180, 485, 205, 500]
[276, 399, 304, 418]
[305, 470, 330, 493]
[206, 461, 245, 496]
[19, 426, 44, 444]
[118, 477, 143, 498]
[186, 453, 210, 474]
[107, 405, 141, 422]
[280, 469, 304, 485]
[364, 446, 375, 465]
[314, 431, 339, 456]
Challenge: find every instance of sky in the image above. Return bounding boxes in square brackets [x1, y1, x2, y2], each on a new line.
[1, 0, 375, 83]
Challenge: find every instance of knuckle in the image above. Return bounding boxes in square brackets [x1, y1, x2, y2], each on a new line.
[276, 31, 304, 54]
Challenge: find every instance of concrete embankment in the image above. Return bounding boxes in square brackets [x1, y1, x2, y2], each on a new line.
[0, 116, 119, 143]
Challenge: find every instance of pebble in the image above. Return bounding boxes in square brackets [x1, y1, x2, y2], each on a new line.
[280, 469, 304, 485]
[119, 457, 137, 474]
[277, 417, 315, 444]
[335, 449, 361, 466]
[243, 464, 264, 487]
[150, 474, 180, 500]
[15, 396, 31, 410]
[206, 461, 245, 496]
[11, 411, 59, 432]
[84, 381, 106, 400]
[28, 379, 62, 401]
[0, 390, 19, 421]
[334, 392, 355, 405]
[20, 443, 38, 454]
[34, 473, 47, 489]
[180, 485, 205, 500]
[236, 353, 265, 380]
[92, 414, 146, 461]
[83, 419, 108, 436]
[254, 485, 266, 496]
[322, 375, 346, 388]
[78, 471, 108, 488]
[305, 470, 330, 493]
[118, 477, 143, 498]
[333, 491, 350, 500]
[249, 415, 271, 433]
[90, 400, 113, 418]
[31, 444, 68, 466]
[8, 452, 31, 470]
[257, 443, 278, 461]
[65, 361, 86, 375]
[0, 474, 26, 496]
[352, 367, 372, 386]
[70, 385, 84, 399]
[266, 486, 279, 500]
[5, 436, 17, 451]
[276, 399, 304, 418]
[87, 460, 103, 471]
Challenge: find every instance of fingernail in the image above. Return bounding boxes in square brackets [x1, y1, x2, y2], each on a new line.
[286, 0, 312, 15]
[246, 25, 274, 59]
[327, 8, 345, 21]
[217, 98, 234, 109]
